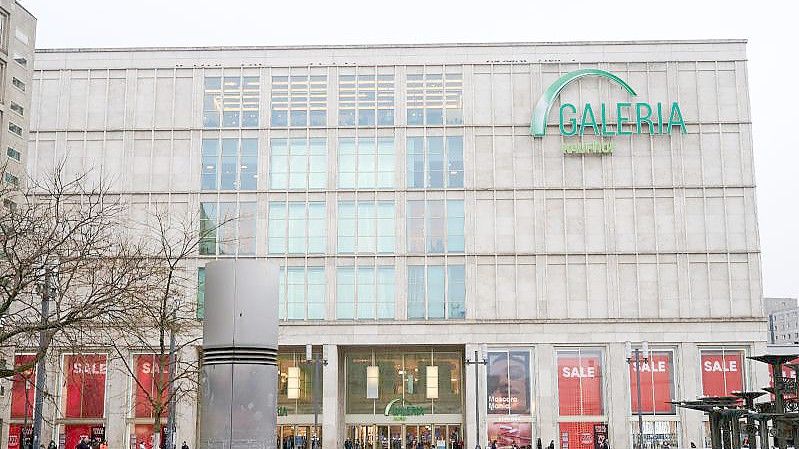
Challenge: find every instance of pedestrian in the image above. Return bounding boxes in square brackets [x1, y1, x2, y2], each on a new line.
[181, 442, 189, 449]
[690, 444, 696, 449]
[548, 441, 555, 449]
[491, 440, 498, 449]
[48, 441, 57, 449]
[77, 437, 91, 449]
[139, 441, 146, 449]
[536, 438, 542, 449]
[512, 443, 519, 449]
[100, 441, 108, 449]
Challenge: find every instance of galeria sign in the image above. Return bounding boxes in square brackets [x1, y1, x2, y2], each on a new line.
[529, 68, 687, 145]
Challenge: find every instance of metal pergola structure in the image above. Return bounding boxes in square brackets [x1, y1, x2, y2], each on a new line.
[672, 354, 799, 449]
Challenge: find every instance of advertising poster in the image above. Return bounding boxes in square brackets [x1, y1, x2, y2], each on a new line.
[558, 423, 600, 449]
[10, 354, 36, 419]
[593, 424, 608, 449]
[65, 424, 92, 449]
[700, 350, 744, 397]
[628, 351, 675, 414]
[134, 354, 170, 418]
[557, 350, 603, 416]
[134, 424, 165, 449]
[7, 424, 31, 449]
[487, 422, 533, 449]
[487, 351, 531, 415]
[64, 354, 108, 419]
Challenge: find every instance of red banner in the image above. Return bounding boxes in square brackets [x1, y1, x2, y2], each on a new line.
[64, 354, 107, 419]
[7, 424, 31, 449]
[629, 351, 675, 414]
[559, 422, 601, 449]
[134, 423, 165, 449]
[65, 425, 91, 449]
[557, 351, 603, 416]
[10, 354, 36, 419]
[134, 354, 170, 418]
[701, 351, 744, 397]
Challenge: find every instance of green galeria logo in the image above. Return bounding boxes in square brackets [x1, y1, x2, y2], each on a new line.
[529, 68, 687, 140]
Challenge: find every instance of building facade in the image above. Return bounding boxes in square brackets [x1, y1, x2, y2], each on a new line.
[764, 297, 799, 344]
[4, 40, 768, 449]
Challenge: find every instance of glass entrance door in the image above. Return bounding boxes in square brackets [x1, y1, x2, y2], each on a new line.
[348, 425, 463, 449]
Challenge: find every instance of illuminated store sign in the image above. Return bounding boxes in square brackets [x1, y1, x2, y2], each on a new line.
[530, 69, 687, 154]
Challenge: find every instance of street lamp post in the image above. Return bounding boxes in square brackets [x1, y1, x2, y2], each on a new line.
[33, 258, 58, 449]
[625, 342, 650, 449]
[465, 345, 487, 449]
[306, 344, 327, 449]
[23, 377, 32, 449]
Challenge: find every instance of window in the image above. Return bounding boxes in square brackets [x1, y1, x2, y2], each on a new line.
[269, 138, 327, 190]
[406, 199, 464, 253]
[14, 28, 28, 45]
[406, 72, 463, 125]
[337, 266, 395, 320]
[407, 136, 463, 188]
[628, 349, 676, 414]
[268, 202, 326, 254]
[202, 76, 259, 128]
[11, 77, 24, 92]
[4, 172, 19, 186]
[271, 74, 327, 127]
[337, 201, 395, 254]
[12, 54, 26, 67]
[486, 350, 532, 415]
[339, 73, 395, 126]
[8, 122, 22, 137]
[407, 264, 465, 319]
[201, 138, 258, 191]
[338, 137, 394, 189]
[6, 146, 20, 161]
[199, 201, 257, 256]
[9, 101, 22, 116]
[700, 349, 745, 397]
[556, 348, 604, 416]
[0, 11, 7, 50]
[278, 266, 326, 320]
[196, 268, 205, 320]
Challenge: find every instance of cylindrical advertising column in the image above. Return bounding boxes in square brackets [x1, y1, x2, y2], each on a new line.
[199, 260, 279, 449]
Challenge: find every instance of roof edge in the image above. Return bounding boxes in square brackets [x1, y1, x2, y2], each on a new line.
[34, 38, 748, 54]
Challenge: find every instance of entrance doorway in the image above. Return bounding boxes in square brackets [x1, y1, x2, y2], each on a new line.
[277, 425, 322, 449]
[346, 424, 462, 449]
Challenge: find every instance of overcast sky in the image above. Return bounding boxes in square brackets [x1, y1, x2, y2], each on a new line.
[21, 0, 799, 299]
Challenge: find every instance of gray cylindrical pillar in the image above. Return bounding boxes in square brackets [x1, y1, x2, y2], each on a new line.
[199, 260, 279, 449]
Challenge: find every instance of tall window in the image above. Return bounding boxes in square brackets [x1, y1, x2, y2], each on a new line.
[337, 201, 394, 254]
[268, 202, 326, 254]
[700, 349, 744, 397]
[338, 137, 394, 189]
[406, 200, 464, 253]
[278, 266, 326, 320]
[556, 348, 605, 449]
[407, 136, 463, 188]
[407, 265, 465, 319]
[196, 268, 205, 320]
[338, 73, 394, 126]
[8, 122, 22, 137]
[271, 74, 327, 127]
[336, 266, 395, 320]
[202, 76, 259, 128]
[201, 138, 258, 190]
[269, 138, 327, 190]
[199, 202, 257, 256]
[628, 349, 676, 414]
[6, 146, 20, 161]
[406, 72, 463, 126]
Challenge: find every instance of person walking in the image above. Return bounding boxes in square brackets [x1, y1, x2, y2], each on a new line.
[181, 442, 189, 449]
[547, 441, 555, 449]
[48, 441, 57, 449]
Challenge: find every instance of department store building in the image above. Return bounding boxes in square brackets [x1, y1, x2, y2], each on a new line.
[2, 39, 768, 449]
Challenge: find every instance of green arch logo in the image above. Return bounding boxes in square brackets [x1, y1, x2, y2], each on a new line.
[530, 68, 637, 136]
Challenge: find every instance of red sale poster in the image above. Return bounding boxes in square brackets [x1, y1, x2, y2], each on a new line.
[7, 424, 31, 449]
[134, 423, 165, 449]
[557, 350, 603, 416]
[701, 350, 744, 397]
[10, 354, 36, 419]
[65, 424, 92, 449]
[559, 422, 601, 449]
[64, 354, 107, 419]
[629, 351, 675, 414]
[134, 354, 170, 418]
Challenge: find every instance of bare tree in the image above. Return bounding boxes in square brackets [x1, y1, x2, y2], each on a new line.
[0, 164, 156, 378]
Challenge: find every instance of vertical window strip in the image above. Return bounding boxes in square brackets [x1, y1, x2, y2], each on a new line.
[271, 73, 327, 127]
[406, 264, 465, 320]
[268, 201, 327, 254]
[203, 75, 260, 128]
[198, 201, 256, 256]
[406, 71, 462, 126]
[201, 137, 259, 191]
[336, 266, 395, 320]
[406, 136, 463, 189]
[269, 137, 328, 190]
[338, 137, 395, 189]
[405, 199, 464, 254]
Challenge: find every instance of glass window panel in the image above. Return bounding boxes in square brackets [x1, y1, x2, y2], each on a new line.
[425, 108, 443, 125]
[427, 266, 445, 319]
[307, 268, 326, 320]
[201, 139, 219, 190]
[376, 267, 395, 320]
[406, 200, 426, 253]
[220, 139, 238, 190]
[427, 137, 444, 188]
[406, 137, 425, 188]
[447, 265, 465, 319]
[310, 110, 326, 126]
[203, 112, 220, 128]
[407, 108, 423, 125]
[290, 110, 307, 127]
[340, 110, 356, 126]
[357, 267, 376, 319]
[427, 200, 446, 253]
[268, 202, 287, 254]
[308, 203, 326, 253]
[199, 202, 218, 255]
[337, 267, 356, 319]
[238, 202, 257, 255]
[447, 200, 465, 253]
[377, 109, 394, 126]
[407, 266, 426, 319]
[239, 139, 258, 190]
[446, 136, 464, 188]
[271, 110, 288, 126]
[358, 109, 376, 127]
